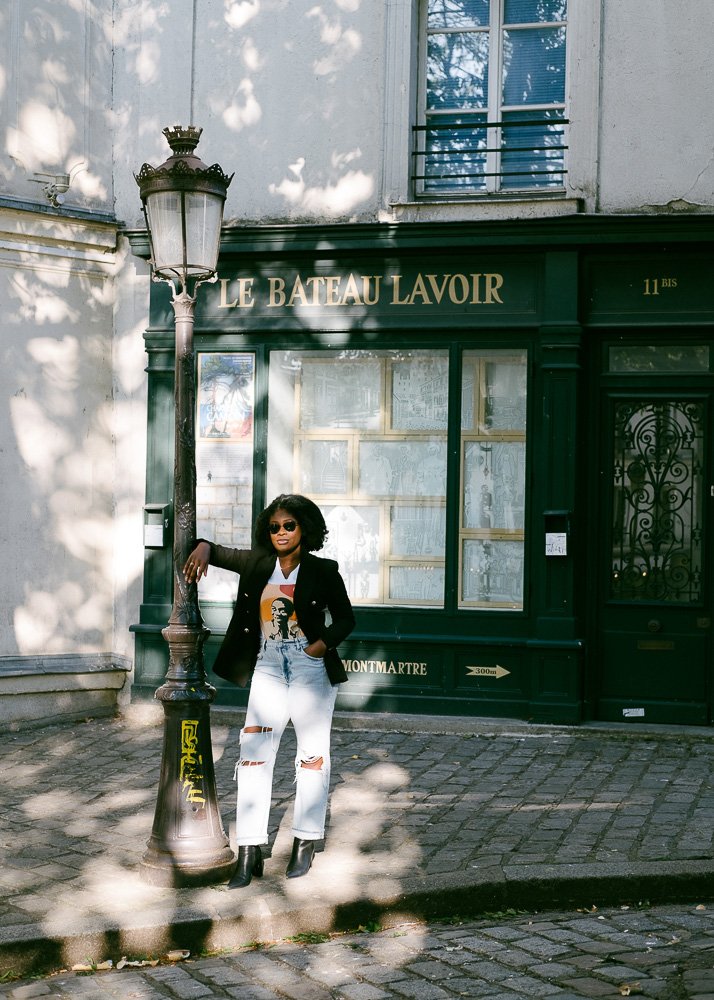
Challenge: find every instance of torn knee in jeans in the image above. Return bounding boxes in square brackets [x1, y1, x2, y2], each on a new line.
[300, 755, 324, 770]
[294, 751, 329, 786]
[237, 725, 273, 769]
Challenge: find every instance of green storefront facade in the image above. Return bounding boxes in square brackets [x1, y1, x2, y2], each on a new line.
[130, 215, 714, 726]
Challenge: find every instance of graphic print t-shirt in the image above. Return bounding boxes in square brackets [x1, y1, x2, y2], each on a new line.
[259, 561, 305, 641]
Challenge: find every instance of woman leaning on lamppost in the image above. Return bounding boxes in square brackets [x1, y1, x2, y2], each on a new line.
[183, 494, 356, 887]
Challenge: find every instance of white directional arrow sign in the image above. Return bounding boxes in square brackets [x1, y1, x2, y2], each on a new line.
[465, 665, 511, 679]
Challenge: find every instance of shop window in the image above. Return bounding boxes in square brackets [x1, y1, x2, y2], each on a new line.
[193, 348, 528, 613]
[267, 347, 528, 611]
[415, 0, 567, 196]
[195, 352, 255, 602]
[459, 350, 527, 609]
[268, 350, 448, 607]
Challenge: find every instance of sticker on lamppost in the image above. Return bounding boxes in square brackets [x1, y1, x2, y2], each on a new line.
[465, 665, 511, 679]
[180, 720, 206, 806]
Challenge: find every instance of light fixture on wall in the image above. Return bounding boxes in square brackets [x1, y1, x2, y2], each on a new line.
[31, 172, 71, 208]
[135, 126, 235, 887]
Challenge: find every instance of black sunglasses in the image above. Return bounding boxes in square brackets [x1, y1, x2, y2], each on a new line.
[269, 519, 298, 534]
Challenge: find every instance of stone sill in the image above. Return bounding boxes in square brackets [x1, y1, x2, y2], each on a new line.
[0, 654, 132, 730]
[385, 197, 583, 224]
[0, 654, 131, 695]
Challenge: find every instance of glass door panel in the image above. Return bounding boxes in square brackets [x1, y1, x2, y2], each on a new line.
[611, 400, 704, 603]
[596, 389, 711, 726]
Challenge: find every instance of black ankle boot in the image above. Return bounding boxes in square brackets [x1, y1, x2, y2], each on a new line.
[286, 838, 315, 878]
[229, 845, 264, 888]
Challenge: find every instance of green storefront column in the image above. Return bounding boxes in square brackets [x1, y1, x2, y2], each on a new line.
[529, 251, 584, 722]
[131, 328, 175, 695]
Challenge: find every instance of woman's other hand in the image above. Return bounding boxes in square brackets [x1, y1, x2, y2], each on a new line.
[304, 639, 327, 659]
[183, 541, 211, 583]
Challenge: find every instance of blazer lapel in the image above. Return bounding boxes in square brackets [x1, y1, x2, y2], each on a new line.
[294, 552, 317, 610]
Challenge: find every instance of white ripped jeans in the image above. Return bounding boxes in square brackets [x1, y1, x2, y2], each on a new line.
[234, 638, 338, 846]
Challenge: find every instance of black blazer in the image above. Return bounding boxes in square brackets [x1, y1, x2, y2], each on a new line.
[203, 542, 356, 688]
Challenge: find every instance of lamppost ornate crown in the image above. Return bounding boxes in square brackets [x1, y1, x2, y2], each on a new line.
[135, 125, 233, 291]
[135, 126, 234, 193]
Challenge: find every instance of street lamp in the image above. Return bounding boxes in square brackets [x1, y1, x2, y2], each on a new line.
[135, 126, 236, 886]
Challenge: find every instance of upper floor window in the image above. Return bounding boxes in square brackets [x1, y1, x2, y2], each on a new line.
[415, 0, 568, 196]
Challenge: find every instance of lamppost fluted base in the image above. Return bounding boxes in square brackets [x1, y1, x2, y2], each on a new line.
[140, 624, 236, 888]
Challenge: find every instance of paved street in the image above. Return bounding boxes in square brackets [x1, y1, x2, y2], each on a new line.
[1, 904, 713, 999]
[0, 708, 713, 992]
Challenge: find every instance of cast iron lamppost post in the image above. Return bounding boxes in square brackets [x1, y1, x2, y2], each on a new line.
[135, 126, 236, 886]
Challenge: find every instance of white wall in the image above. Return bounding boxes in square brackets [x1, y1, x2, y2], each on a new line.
[113, 0, 387, 228]
[113, 0, 714, 224]
[0, 1, 140, 673]
[0, 0, 113, 211]
[597, 1, 714, 212]
[0, 210, 119, 657]
[5, 0, 714, 240]
[110, 241, 150, 667]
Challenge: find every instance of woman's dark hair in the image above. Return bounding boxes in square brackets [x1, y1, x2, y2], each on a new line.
[254, 494, 329, 553]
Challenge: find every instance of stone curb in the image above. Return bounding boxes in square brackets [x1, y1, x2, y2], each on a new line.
[2, 861, 713, 980]
[128, 700, 714, 741]
[214, 706, 714, 741]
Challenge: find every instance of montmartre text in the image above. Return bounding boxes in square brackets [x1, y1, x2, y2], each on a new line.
[344, 659, 428, 676]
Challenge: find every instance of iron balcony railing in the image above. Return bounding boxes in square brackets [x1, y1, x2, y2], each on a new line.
[412, 116, 569, 194]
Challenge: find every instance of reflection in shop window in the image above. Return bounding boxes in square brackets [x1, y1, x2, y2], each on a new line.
[195, 353, 255, 603]
[460, 351, 527, 609]
[268, 350, 448, 607]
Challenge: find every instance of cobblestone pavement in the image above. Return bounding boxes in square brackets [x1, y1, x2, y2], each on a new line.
[1, 904, 713, 999]
[1, 712, 713, 981]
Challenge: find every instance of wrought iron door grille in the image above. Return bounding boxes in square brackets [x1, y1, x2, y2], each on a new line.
[611, 400, 704, 603]
[412, 116, 568, 194]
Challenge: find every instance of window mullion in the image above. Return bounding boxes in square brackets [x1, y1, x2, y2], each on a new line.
[485, 0, 503, 193]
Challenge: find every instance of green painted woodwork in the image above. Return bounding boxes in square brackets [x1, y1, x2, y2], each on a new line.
[130, 216, 714, 725]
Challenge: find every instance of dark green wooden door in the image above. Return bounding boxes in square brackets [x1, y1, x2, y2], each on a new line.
[596, 392, 712, 724]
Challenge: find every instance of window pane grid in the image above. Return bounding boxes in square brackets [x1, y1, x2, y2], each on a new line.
[501, 20, 566, 29]
[195, 353, 256, 604]
[459, 351, 527, 610]
[417, 0, 567, 195]
[427, 0, 490, 29]
[504, 0, 566, 24]
[426, 32, 489, 110]
[268, 350, 449, 608]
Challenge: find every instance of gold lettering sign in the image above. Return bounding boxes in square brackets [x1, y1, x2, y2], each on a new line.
[643, 277, 678, 297]
[219, 277, 255, 308]
[343, 659, 428, 677]
[216, 272, 506, 309]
